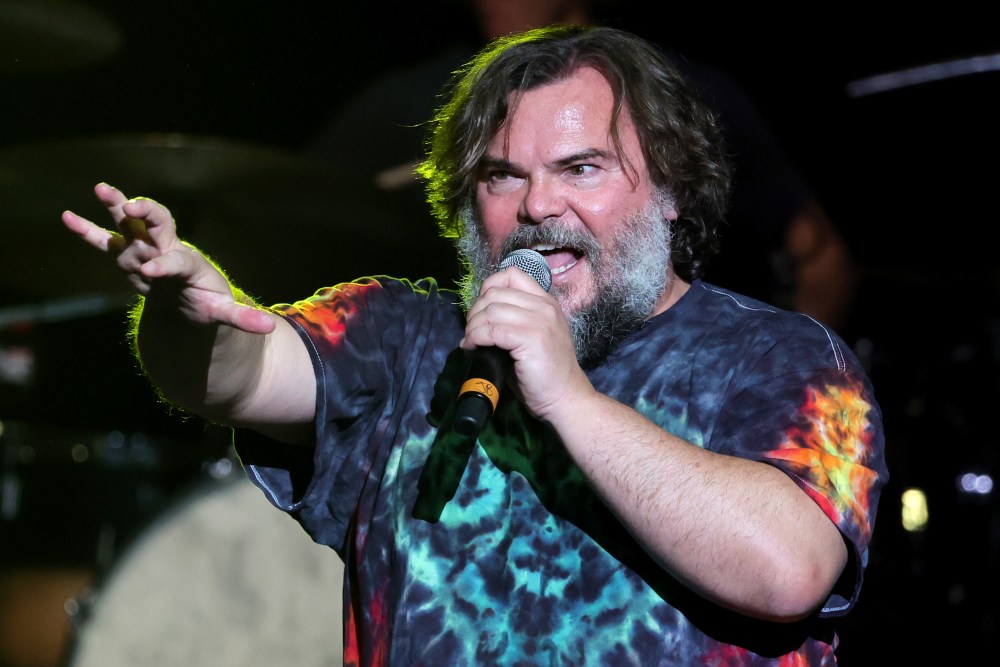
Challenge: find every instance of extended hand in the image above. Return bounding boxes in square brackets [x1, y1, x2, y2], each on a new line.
[61, 183, 274, 334]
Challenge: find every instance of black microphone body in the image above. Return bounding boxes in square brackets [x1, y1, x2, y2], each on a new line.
[453, 249, 553, 437]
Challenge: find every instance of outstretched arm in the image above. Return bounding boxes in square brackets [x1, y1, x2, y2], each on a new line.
[61, 183, 315, 443]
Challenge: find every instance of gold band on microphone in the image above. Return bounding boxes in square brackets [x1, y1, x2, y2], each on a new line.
[459, 378, 500, 410]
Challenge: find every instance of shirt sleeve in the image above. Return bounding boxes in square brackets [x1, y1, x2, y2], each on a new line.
[235, 277, 459, 556]
[711, 326, 887, 616]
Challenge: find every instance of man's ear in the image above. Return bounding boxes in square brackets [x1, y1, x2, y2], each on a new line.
[658, 188, 680, 222]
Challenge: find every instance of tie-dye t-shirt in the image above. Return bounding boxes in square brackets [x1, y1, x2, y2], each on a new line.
[236, 277, 886, 666]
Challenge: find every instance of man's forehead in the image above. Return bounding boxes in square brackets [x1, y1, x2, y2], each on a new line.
[486, 66, 639, 167]
[506, 66, 614, 115]
[499, 67, 618, 137]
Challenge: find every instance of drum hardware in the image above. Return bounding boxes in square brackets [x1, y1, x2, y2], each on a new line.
[0, 424, 239, 667]
[846, 52, 1000, 98]
[0, 293, 135, 332]
[0, 419, 210, 569]
[62, 460, 345, 667]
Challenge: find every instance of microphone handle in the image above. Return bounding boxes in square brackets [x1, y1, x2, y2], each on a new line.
[453, 346, 511, 437]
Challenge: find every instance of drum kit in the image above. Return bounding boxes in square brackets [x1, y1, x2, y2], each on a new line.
[0, 4, 450, 663]
[0, 131, 384, 664]
[0, 132, 393, 664]
[63, 461, 345, 667]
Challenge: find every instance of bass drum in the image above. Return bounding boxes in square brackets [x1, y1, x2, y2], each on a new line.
[64, 464, 344, 667]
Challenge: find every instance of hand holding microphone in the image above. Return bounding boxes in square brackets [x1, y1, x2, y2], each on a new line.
[454, 249, 552, 437]
[415, 249, 553, 520]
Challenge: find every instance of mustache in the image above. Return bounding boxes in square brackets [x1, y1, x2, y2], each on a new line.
[496, 223, 602, 267]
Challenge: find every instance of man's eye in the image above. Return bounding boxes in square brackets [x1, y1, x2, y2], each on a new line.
[568, 164, 593, 176]
[487, 170, 522, 192]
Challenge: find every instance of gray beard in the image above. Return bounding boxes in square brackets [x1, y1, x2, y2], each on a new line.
[456, 194, 672, 366]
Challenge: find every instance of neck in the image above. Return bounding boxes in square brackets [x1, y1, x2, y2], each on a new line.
[650, 271, 690, 318]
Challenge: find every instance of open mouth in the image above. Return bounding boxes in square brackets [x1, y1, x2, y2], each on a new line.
[531, 243, 583, 276]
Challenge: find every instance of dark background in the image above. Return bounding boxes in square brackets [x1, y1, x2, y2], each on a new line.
[1, 1, 998, 665]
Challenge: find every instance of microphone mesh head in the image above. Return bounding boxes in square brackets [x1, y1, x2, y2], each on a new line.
[498, 249, 552, 293]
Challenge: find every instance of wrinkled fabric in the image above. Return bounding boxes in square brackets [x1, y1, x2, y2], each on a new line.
[237, 277, 887, 666]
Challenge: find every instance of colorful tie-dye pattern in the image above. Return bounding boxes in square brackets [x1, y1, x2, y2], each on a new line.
[238, 278, 887, 666]
[763, 384, 880, 548]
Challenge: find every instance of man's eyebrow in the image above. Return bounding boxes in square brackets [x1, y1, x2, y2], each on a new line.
[553, 149, 614, 167]
[480, 156, 517, 171]
[480, 149, 615, 172]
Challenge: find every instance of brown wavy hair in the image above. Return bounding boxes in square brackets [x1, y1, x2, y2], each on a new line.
[417, 24, 732, 282]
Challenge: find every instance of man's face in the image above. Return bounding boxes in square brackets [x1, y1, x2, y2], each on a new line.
[460, 66, 680, 363]
[473, 66, 677, 319]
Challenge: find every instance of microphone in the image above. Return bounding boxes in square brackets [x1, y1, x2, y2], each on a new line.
[453, 248, 552, 437]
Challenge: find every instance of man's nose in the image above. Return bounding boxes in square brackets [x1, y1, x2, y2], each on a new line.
[521, 176, 567, 224]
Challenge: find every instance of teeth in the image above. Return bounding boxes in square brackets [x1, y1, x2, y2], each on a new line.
[551, 259, 577, 276]
[528, 244, 579, 276]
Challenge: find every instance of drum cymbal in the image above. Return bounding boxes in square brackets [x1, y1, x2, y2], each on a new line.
[0, 0, 121, 76]
[0, 133, 459, 305]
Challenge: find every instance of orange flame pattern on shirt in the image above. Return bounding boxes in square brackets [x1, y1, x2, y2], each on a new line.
[764, 383, 878, 543]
